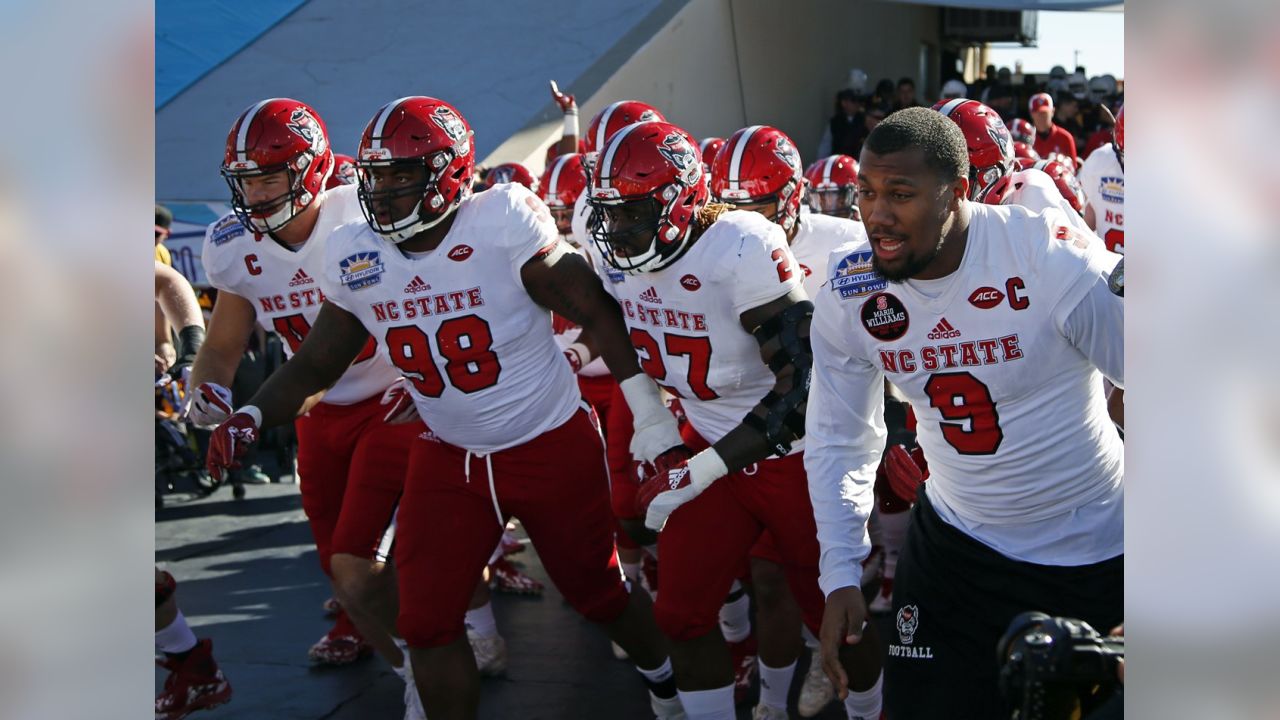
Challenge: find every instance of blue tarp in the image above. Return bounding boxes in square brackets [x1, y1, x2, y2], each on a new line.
[156, 0, 310, 109]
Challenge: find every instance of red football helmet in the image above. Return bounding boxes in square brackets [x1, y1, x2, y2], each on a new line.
[327, 153, 357, 189]
[1012, 141, 1040, 163]
[221, 98, 334, 234]
[355, 96, 475, 243]
[709, 125, 805, 232]
[699, 137, 725, 171]
[804, 154, 859, 219]
[1013, 156, 1038, 172]
[1009, 118, 1035, 145]
[1032, 159, 1086, 213]
[1114, 105, 1124, 160]
[583, 100, 665, 154]
[486, 162, 537, 192]
[932, 98, 1015, 203]
[538, 153, 588, 235]
[587, 121, 707, 273]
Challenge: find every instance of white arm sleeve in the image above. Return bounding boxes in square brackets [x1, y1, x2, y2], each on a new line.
[804, 285, 885, 598]
[1060, 270, 1124, 388]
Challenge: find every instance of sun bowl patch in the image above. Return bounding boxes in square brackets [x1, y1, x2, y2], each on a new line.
[1099, 176, 1124, 204]
[209, 216, 247, 247]
[830, 250, 886, 299]
[339, 252, 385, 290]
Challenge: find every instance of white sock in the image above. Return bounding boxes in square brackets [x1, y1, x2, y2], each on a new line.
[878, 510, 910, 579]
[621, 560, 641, 585]
[843, 670, 883, 720]
[718, 580, 751, 643]
[758, 659, 797, 711]
[155, 610, 198, 655]
[392, 637, 410, 674]
[465, 602, 498, 638]
[636, 656, 674, 684]
[677, 684, 736, 720]
[802, 624, 819, 651]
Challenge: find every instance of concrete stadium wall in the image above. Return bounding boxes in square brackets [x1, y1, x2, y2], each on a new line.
[485, 0, 942, 173]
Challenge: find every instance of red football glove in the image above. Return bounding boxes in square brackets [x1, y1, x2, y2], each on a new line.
[549, 80, 576, 113]
[635, 445, 694, 517]
[206, 412, 260, 482]
[883, 444, 928, 504]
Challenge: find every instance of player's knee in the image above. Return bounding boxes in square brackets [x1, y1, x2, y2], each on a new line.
[330, 553, 376, 607]
[653, 600, 718, 642]
[618, 517, 657, 548]
[750, 559, 790, 611]
[398, 611, 464, 650]
[569, 583, 630, 625]
[155, 570, 177, 608]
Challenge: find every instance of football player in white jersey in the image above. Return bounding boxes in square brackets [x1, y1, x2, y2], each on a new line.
[187, 99, 436, 691]
[806, 107, 1123, 718]
[803, 154, 861, 222]
[710, 126, 879, 720]
[588, 120, 883, 720]
[1078, 105, 1125, 254]
[933, 99, 1099, 242]
[205, 96, 684, 720]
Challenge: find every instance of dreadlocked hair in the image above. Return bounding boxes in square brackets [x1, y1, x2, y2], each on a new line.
[693, 201, 734, 235]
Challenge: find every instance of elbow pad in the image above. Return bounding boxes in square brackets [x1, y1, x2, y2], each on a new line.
[742, 300, 813, 457]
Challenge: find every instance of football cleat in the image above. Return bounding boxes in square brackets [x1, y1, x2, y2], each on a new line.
[467, 630, 508, 676]
[307, 610, 373, 665]
[155, 638, 233, 720]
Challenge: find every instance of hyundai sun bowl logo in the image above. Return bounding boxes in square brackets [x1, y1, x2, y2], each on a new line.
[338, 251, 385, 290]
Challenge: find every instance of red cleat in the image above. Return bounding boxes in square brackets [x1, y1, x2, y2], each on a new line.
[308, 609, 373, 665]
[489, 557, 544, 595]
[155, 638, 232, 720]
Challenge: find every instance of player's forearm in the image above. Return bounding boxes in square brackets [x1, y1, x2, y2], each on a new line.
[581, 303, 643, 382]
[243, 357, 336, 428]
[155, 264, 205, 331]
[189, 341, 243, 390]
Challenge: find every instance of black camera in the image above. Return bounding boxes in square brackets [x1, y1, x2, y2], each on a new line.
[997, 612, 1124, 720]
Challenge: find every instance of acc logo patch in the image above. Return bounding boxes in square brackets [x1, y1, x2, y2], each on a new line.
[338, 252, 385, 290]
[830, 250, 886, 299]
[860, 292, 909, 341]
[1099, 176, 1124, 204]
[968, 286, 1005, 309]
[680, 274, 702, 291]
[448, 244, 474, 262]
[209, 216, 247, 246]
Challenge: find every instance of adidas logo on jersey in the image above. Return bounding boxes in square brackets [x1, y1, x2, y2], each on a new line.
[403, 275, 431, 294]
[638, 286, 662, 304]
[288, 269, 314, 287]
[927, 317, 961, 340]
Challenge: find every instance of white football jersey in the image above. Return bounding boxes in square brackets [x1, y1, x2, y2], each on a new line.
[788, 213, 869, 299]
[594, 210, 801, 446]
[318, 183, 581, 453]
[202, 185, 402, 405]
[1003, 169, 1099, 249]
[1077, 144, 1124, 254]
[805, 202, 1124, 594]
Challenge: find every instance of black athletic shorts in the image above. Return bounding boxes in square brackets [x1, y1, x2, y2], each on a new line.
[882, 485, 1123, 720]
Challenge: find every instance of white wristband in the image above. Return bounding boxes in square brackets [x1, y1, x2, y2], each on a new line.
[566, 342, 592, 369]
[563, 110, 579, 138]
[236, 405, 263, 428]
[687, 448, 729, 491]
[619, 374, 665, 421]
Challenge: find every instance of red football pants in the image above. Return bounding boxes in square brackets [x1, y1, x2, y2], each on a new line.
[654, 427, 827, 642]
[395, 407, 630, 647]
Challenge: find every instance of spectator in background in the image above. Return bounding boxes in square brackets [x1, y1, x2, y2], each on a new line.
[863, 102, 889, 137]
[872, 78, 896, 109]
[817, 88, 868, 158]
[1055, 92, 1086, 148]
[939, 78, 967, 102]
[985, 82, 1016, 124]
[894, 77, 919, 110]
[155, 203, 172, 266]
[980, 67, 1013, 107]
[1030, 92, 1078, 163]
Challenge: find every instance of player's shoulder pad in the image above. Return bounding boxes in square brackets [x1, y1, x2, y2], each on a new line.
[323, 219, 380, 266]
[201, 212, 251, 283]
[700, 209, 788, 281]
[322, 182, 363, 218]
[823, 239, 883, 300]
[465, 182, 557, 236]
